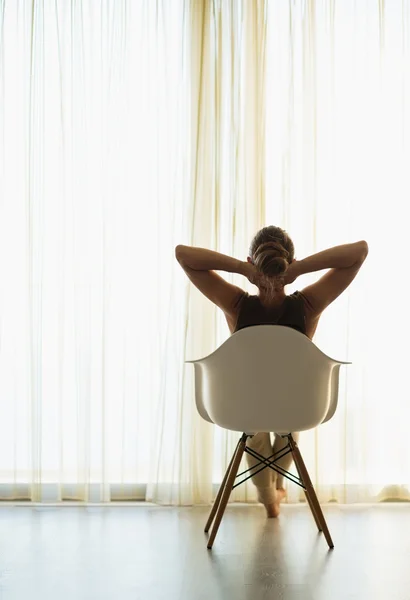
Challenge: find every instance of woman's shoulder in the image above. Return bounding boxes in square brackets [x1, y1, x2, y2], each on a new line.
[291, 289, 317, 313]
[233, 290, 256, 307]
[233, 290, 261, 319]
[289, 289, 321, 338]
[285, 289, 316, 317]
[286, 289, 303, 301]
[288, 289, 311, 306]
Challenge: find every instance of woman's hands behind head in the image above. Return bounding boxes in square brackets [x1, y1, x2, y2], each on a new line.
[243, 261, 266, 287]
[245, 258, 300, 290]
[244, 262, 284, 293]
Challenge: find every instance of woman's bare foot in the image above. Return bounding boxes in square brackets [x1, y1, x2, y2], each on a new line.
[276, 487, 286, 502]
[264, 488, 286, 518]
[265, 502, 280, 518]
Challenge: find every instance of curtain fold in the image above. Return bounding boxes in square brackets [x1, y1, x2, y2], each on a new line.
[0, 0, 409, 505]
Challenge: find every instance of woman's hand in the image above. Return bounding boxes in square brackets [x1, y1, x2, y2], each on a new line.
[282, 259, 300, 285]
[243, 258, 302, 288]
[242, 261, 265, 287]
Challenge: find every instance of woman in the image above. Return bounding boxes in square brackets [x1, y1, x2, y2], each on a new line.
[175, 226, 368, 517]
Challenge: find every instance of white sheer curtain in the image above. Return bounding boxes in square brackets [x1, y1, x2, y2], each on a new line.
[0, 0, 409, 505]
[0, 0, 191, 502]
[265, 0, 410, 502]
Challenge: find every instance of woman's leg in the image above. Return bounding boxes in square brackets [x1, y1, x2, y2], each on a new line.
[274, 432, 300, 490]
[246, 433, 278, 515]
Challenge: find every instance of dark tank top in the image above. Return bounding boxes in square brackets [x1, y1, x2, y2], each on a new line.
[233, 290, 307, 336]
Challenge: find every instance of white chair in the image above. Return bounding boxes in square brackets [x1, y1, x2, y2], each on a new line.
[186, 325, 350, 550]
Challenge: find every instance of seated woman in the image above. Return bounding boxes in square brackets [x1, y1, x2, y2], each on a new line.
[175, 226, 368, 517]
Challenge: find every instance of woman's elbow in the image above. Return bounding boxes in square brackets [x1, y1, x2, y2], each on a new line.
[357, 240, 369, 262]
[175, 244, 188, 264]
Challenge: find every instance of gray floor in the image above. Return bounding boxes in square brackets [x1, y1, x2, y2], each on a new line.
[0, 503, 409, 600]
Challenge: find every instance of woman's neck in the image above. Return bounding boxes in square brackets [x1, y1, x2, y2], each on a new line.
[257, 288, 286, 308]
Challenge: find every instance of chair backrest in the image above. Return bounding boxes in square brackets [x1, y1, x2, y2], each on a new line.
[186, 325, 350, 434]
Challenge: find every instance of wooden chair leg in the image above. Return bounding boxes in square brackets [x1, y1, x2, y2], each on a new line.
[303, 489, 323, 532]
[204, 438, 241, 533]
[290, 447, 322, 532]
[288, 435, 334, 549]
[207, 435, 247, 549]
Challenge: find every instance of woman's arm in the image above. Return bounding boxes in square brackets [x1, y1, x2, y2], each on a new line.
[175, 245, 253, 323]
[293, 241, 368, 275]
[175, 245, 248, 274]
[286, 241, 369, 317]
